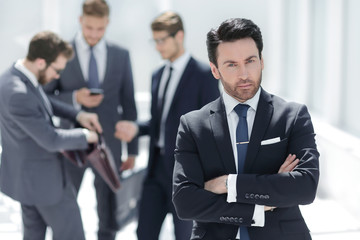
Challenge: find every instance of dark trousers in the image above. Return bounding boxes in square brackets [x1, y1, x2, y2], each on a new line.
[65, 160, 118, 240]
[137, 148, 192, 240]
[21, 183, 85, 240]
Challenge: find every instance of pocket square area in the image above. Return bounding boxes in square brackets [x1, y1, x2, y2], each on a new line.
[261, 137, 281, 145]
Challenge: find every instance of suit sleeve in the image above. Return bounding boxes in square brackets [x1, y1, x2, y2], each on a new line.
[8, 91, 87, 152]
[235, 105, 319, 207]
[173, 115, 255, 226]
[119, 51, 138, 155]
[43, 78, 74, 106]
[49, 97, 79, 122]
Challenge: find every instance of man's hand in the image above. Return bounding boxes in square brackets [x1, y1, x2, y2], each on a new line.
[120, 156, 136, 171]
[84, 129, 99, 143]
[114, 120, 138, 142]
[204, 175, 228, 194]
[265, 154, 299, 211]
[76, 88, 104, 108]
[278, 154, 299, 173]
[77, 111, 103, 133]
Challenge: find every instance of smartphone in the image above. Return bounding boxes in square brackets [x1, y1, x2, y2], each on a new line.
[89, 88, 104, 95]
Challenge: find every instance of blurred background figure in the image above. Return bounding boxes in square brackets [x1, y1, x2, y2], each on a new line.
[44, 1, 138, 240]
[0, 31, 102, 240]
[115, 11, 219, 240]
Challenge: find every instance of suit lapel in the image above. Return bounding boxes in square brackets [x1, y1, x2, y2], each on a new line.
[71, 43, 87, 85]
[209, 98, 237, 174]
[152, 67, 165, 116]
[11, 66, 54, 125]
[167, 57, 194, 112]
[245, 89, 273, 172]
[102, 43, 112, 88]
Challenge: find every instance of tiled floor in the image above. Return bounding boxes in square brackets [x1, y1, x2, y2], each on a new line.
[1, 169, 360, 239]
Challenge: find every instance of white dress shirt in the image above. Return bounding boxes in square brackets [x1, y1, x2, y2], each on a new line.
[156, 52, 191, 148]
[72, 32, 107, 109]
[75, 32, 107, 84]
[222, 88, 265, 238]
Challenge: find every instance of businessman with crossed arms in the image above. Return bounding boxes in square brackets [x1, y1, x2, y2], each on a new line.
[172, 18, 320, 240]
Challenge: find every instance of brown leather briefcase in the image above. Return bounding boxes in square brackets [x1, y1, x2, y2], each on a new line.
[62, 136, 121, 192]
[87, 136, 121, 192]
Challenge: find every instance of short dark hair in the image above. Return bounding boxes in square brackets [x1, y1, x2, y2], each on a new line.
[26, 31, 73, 65]
[206, 18, 263, 67]
[82, 0, 109, 17]
[151, 11, 184, 35]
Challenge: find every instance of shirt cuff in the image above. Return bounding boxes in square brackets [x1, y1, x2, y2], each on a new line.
[226, 174, 237, 203]
[73, 91, 82, 110]
[251, 205, 265, 227]
[82, 128, 90, 141]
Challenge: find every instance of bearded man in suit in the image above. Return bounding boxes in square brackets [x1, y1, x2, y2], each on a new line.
[0, 31, 102, 240]
[172, 18, 320, 240]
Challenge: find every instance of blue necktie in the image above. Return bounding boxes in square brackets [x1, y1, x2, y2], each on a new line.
[88, 47, 100, 89]
[234, 103, 250, 240]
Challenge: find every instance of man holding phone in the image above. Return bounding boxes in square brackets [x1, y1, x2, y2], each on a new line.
[89, 88, 104, 95]
[43, 1, 138, 239]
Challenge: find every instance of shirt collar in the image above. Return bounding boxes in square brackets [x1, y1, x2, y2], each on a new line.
[223, 87, 261, 116]
[14, 59, 39, 88]
[165, 51, 191, 72]
[76, 31, 106, 53]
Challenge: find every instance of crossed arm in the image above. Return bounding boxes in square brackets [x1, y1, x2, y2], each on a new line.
[204, 154, 299, 211]
[204, 154, 299, 194]
[172, 108, 319, 224]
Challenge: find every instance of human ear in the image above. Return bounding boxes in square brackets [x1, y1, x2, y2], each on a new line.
[210, 62, 221, 79]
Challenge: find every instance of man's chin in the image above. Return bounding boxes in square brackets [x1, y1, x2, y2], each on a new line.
[38, 78, 50, 86]
[86, 39, 100, 47]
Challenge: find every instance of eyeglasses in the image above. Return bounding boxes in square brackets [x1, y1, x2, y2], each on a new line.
[151, 32, 177, 45]
[48, 64, 63, 75]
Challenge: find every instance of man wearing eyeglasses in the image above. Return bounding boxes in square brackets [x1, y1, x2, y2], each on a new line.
[43, 1, 138, 239]
[115, 11, 219, 240]
[0, 31, 102, 240]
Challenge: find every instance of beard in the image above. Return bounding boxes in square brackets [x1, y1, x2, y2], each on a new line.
[38, 69, 47, 85]
[220, 71, 262, 103]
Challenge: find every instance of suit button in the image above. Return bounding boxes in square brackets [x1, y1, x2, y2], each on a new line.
[245, 193, 249, 199]
[239, 218, 243, 223]
[250, 194, 254, 199]
[234, 217, 239, 222]
[265, 195, 270, 199]
[220, 217, 224, 221]
[260, 195, 265, 199]
[225, 217, 230, 221]
[255, 194, 259, 199]
[230, 217, 235, 222]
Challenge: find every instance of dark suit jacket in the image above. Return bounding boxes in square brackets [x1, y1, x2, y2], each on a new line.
[44, 41, 138, 166]
[138, 56, 219, 180]
[0, 65, 88, 206]
[173, 89, 320, 240]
